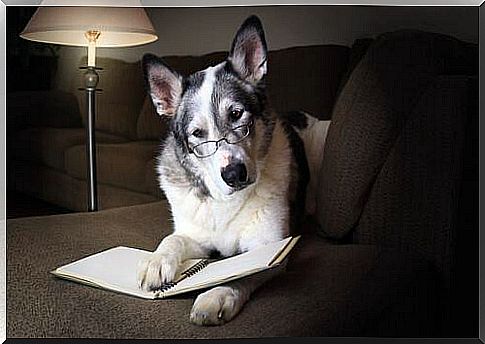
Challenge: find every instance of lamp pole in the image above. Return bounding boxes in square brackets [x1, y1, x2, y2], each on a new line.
[83, 30, 101, 212]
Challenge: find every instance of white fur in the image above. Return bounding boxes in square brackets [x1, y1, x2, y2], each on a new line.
[297, 116, 331, 215]
[195, 63, 223, 140]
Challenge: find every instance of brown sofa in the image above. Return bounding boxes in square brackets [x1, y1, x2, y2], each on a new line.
[7, 44, 350, 211]
[7, 30, 478, 338]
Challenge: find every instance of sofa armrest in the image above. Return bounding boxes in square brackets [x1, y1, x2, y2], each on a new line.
[352, 75, 477, 336]
[353, 75, 474, 292]
[7, 90, 83, 132]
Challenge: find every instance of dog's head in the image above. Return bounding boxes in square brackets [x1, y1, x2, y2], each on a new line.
[143, 16, 275, 199]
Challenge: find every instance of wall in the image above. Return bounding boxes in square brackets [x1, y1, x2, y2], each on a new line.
[54, 5, 478, 91]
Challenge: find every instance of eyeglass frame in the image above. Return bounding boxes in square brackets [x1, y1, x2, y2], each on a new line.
[187, 120, 254, 158]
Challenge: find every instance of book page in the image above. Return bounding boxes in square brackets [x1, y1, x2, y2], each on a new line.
[52, 247, 201, 299]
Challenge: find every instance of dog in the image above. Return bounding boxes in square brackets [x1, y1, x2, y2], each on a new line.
[138, 15, 330, 326]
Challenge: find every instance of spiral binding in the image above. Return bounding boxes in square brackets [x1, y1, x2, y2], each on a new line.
[156, 282, 176, 292]
[152, 259, 209, 295]
[182, 259, 209, 277]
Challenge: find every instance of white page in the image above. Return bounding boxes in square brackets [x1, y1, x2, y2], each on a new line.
[53, 247, 156, 298]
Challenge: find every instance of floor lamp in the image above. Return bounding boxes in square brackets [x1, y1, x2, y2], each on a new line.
[20, 4, 158, 211]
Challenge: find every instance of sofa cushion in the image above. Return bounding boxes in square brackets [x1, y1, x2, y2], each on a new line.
[265, 45, 349, 120]
[7, 201, 439, 338]
[316, 30, 477, 239]
[136, 96, 170, 141]
[64, 141, 160, 195]
[75, 57, 146, 139]
[11, 127, 127, 171]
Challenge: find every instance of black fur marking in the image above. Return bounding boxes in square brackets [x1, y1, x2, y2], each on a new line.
[182, 71, 205, 98]
[209, 65, 269, 133]
[170, 116, 211, 200]
[208, 249, 222, 259]
[174, 148, 211, 199]
[212, 62, 276, 159]
[222, 59, 238, 76]
[221, 64, 274, 157]
[281, 119, 310, 234]
[192, 175, 211, 199]
[280, 111, 309, 130]
[172, 114, 191, 152]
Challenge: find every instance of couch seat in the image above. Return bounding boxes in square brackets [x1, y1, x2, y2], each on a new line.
[7, 202, 439, 338]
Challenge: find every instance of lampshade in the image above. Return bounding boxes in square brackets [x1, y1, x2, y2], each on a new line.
[20, 6, 158, 48]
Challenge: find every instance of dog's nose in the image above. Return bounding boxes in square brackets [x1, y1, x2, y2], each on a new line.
[221, 163, 247, 187]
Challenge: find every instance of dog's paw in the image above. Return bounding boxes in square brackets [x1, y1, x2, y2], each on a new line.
[190, 286, 244, 326]
[137, 251, 179, 291]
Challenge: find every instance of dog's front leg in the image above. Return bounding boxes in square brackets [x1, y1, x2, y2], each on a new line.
[137, 234, 207, 291]
[190, 260, 287, 326]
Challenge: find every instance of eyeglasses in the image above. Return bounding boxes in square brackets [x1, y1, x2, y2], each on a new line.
[188, 120, 254, 158]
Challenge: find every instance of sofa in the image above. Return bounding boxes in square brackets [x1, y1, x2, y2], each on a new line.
[7, 43, 350, 211]
[7, 30, 478, 338]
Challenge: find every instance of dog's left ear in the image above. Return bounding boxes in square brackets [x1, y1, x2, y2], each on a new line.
[142, 53, 183, 117]
[228, 15, 268, 84]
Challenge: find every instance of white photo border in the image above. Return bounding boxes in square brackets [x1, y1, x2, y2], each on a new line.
[0, 1, 482, 343]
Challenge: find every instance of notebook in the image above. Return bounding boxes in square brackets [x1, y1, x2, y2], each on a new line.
[51, 236, 300, 299]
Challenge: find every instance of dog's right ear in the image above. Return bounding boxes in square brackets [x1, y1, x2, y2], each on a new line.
[142, 53, 183, 117]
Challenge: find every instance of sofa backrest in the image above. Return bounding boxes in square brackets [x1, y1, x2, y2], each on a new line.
[136, 45, 350, 141]
[68, 45, 349, 141]
[73, 57, 146, 139]
[7, 90, 82, 133]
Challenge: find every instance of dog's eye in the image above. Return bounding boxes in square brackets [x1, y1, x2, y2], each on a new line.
[191, 129, 204, 138]
[230, 109, 244, 120]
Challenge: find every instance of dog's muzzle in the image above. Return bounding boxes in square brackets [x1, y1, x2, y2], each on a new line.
[221, 163, 248, 189]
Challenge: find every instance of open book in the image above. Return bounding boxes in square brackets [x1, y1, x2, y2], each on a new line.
[51, 236, 300, 299]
